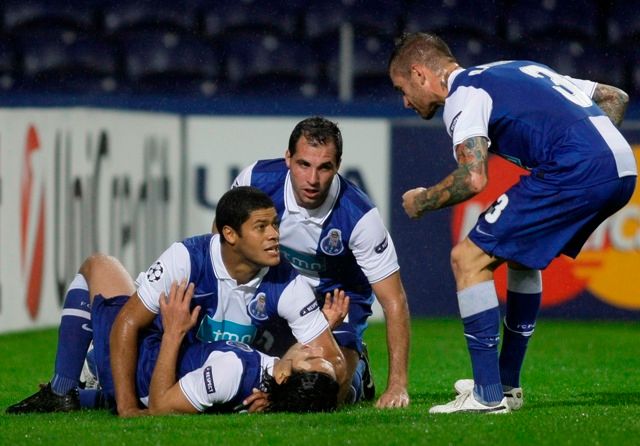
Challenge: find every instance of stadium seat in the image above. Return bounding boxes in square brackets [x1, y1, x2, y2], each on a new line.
[202, 0, 303, 39]
[18, 30, 120, 94]
[607, 1, 640, 43]
[320, 34, 396, 99]
[303, 0, 351, 40]
[346, 0, 404, 38]
[101, 0, 199, 35]
[0, 40, 18, 92]
[2, 0, 96, 35]
[437, 32, 514, 68]
[122, 30, 222, 96]
[403, 0, 501, 39]
[223, 32, 320, 98]
[505, 0, 600, 43]
[525, 37, 625, 87]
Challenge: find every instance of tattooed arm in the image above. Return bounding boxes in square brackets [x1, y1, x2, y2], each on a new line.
[592, 83, 629, 127]
[402, 136, 489, 219]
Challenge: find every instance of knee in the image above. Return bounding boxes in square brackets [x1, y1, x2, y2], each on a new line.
[78, 253, 118, 279]
[450, 243, 471, 281]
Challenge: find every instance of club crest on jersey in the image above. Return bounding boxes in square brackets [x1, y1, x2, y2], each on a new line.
[146, 261, 164, 282]
[320, 229, 344, 255]
[248, 292, 269, 320]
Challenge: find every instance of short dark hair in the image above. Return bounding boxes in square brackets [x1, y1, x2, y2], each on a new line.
[288, 116, 343, 165]
[215, 186, 275, 240]
[389, 32, 457, 77]
[262, 371, 339, 413]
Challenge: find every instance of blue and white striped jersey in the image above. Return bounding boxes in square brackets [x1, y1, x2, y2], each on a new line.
[444, 60, 636, 186]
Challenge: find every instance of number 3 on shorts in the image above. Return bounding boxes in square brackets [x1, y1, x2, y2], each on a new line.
[484, 193, 509, 224]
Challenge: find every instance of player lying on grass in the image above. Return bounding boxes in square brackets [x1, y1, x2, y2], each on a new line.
[7, 186, 347, 415]
[8, 280, 340, 414]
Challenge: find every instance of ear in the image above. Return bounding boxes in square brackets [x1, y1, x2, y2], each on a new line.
[411, 63, 428, 85]
[284, 150, 292, 168]
[273, 359, 293, 384]
[221, 225, 238, 245]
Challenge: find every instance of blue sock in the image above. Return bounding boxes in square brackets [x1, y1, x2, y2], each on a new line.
[51, 274, 92, 396]
[499, 268, 541, 389]
[458, 281, 502, 405]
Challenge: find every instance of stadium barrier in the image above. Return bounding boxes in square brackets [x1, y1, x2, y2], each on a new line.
[1, 109, 638, 333]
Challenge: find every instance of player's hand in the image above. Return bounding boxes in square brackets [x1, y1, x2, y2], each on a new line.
[402, 187, 428, 219]
[375, 384, 410, 409]
[322, 289, 350, 329]
[243, 388, 270, 413]
[159, 280, 200, 337]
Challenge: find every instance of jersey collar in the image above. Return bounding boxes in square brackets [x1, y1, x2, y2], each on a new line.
[284, 171, 340, 225]
[447, 67, 465, 95]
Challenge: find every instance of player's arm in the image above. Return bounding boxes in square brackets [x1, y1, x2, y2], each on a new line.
[110, 292, 156, 417]
[306, 328, 348, 393]
[592, 83, 629, 127]
[402, 135, 489, 218]
[148, 281, 201, 415]
[370, 271, 410, 408]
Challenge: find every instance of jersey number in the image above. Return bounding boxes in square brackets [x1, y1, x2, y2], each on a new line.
[519, 65, 592, 107]
[484, 194, 509, 224]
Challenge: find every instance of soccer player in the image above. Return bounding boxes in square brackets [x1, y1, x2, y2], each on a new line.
[389, 32, 637, 413]
[7, 279, 340, 414]
[232, 117, 410, 408]
[7, 186, 346, 416]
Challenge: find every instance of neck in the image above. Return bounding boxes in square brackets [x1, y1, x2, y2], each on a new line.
[441, 63, 460, 91]
[220, 244, 261, 285]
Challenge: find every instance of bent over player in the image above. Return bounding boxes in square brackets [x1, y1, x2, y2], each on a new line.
[389, 32, 636, 413]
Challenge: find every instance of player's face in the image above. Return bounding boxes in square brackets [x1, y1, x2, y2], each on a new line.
[285, 136, 339, 210]
[390, 65, 446, 120]
[277, 343, 337, 384]
[236, 207, 280, 267]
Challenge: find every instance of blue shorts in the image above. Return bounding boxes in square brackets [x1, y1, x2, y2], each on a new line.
[91, 294, 130, 407]
[469, 175, 636, 269]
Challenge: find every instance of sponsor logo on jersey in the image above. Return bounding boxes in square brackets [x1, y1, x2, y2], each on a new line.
[203, 366, 216, 394]
[320, 229, 344, 255]
[449, 111, 462, 135]
[374, 236, 388, 254]
[281, 246, 326, 273]
[248, 292, 269, 321]
[197, 316, 257, 344]
[451, 152, 640, 310]
[146, 261, 164, 282]
[299, 300, 319, 316]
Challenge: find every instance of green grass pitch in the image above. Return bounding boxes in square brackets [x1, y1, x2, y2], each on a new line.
[1, 319, 639, 445]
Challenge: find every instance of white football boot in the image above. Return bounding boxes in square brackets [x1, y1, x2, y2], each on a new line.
[454, 379, 524, 410]
[429, 389, 509, 414]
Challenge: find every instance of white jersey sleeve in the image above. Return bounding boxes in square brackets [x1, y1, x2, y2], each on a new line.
[178, 351, 243, 412]
[563, 76, 597, 98]
[444, 86, 493, 159]
[231, 162, 257, 188]
[135, 242, 192, 314]
[277, 276, 329, 344]
[349, 208, 400, 284]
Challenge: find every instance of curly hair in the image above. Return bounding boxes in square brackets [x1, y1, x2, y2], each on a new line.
[261, 370, 339, 413]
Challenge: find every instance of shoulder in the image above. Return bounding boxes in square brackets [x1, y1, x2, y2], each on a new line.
[336, 175, 375, 215]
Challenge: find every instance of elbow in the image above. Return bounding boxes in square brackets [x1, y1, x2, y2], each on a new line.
[468, 175, 488, 195]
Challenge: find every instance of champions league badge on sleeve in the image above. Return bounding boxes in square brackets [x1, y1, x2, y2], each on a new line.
[320, 228, 344, 255]
[146, 261, 165, 282]
[248, 292, 269, 320]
